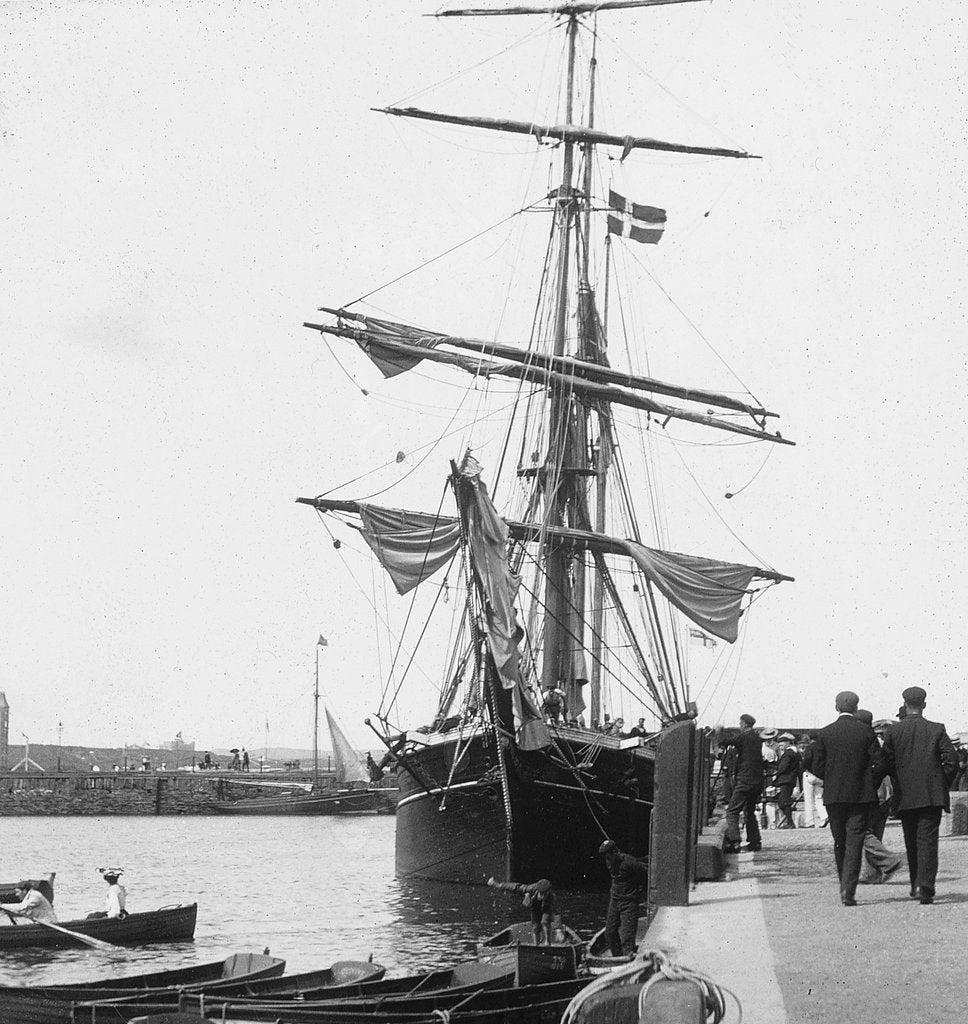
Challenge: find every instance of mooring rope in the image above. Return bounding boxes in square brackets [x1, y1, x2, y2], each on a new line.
[561, 948, 742, 1024]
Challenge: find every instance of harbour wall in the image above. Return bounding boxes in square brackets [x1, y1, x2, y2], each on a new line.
[0, 772, 329, 815]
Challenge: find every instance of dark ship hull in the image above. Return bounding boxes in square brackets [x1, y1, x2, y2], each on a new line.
[395, 728, 654, 886]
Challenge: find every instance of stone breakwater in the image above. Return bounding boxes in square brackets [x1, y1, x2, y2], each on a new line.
[0, 773, 242, 815]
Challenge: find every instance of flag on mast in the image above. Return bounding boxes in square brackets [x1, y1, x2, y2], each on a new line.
[318, 635, 328, 647]
[607, 190, 666, 244]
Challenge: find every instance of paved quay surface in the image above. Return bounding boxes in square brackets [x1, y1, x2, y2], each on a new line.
[644, 823, 968, 1023]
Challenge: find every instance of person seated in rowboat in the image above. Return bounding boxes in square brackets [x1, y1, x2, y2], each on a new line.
[0, 881, 57, 925]
[486, 876, 558, 945]
[87, 868, 128, 919]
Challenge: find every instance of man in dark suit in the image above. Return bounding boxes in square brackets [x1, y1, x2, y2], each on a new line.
[881, 686, 957, 904]
[722, 713, 765, 853]
[811, 691, 883, 906]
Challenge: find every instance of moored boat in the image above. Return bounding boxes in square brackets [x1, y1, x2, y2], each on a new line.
[478, 921, 583, 985]
[0, 903, 197, 951]
[75, 960, 513, 1022]
[298, 0, 794, 888]
[0, 951, 284, 1024]
[77, 976, 592, 1024]
[212, 787, 395, 816]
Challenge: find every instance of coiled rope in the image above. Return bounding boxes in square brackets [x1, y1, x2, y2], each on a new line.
[561, 948, 741, 1024]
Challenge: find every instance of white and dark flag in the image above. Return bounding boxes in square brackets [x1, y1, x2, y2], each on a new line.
[607, 190, 666, 244]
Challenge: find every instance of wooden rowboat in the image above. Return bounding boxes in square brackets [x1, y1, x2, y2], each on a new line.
[477, 921, 584, 985]
[70, 960, 513, 1023]
[0, 903, 197, 951]
[0, 951, 284, 1024]
[76, 976, 592, 1024]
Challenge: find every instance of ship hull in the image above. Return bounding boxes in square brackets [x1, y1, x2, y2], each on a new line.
[394, 729, 654, 886]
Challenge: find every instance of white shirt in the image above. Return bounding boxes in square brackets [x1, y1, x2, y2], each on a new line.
[105, 883, 127, 918]
[3, 889, 57, 923]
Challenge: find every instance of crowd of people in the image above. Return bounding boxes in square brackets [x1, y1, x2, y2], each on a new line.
[721, 686, 960, 906]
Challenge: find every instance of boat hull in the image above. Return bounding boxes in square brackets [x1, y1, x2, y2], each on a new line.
[395, 730, 654, 885]
[0, 903, 197, 950]
[213, 788, 396, 815]
[0, 951, 284, 1024]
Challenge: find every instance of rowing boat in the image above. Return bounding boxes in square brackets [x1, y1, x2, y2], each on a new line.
[477, 922, 584, 985]
[70, 960, 513, 1023]
[75, 976, 591, 1024]
[0, 951, 284, 1024]
[0, 903, 196, 951]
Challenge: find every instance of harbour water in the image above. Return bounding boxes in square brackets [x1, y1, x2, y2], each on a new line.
[1, 815, 609, 984]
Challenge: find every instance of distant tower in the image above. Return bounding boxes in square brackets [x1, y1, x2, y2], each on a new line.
[0, 693, 8, 770]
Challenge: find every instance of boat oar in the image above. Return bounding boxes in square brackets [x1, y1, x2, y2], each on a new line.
[1, 907, 119, 951]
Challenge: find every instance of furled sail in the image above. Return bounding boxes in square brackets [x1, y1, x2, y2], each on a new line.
[358, 505, 461, 595]
[305, 316, 793, 445]
[623, 544, 758, 644]
[456, 454, 550, 752]
[326, 708, 369, 785]
[303, 495, 790, 645]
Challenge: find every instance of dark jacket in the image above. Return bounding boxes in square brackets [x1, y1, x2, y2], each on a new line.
[774, 747, 802, 787]
[811, 713, 882, 805]
[606, 852, 648, 902]
[726, 729, 765, 784]
[882, 714, 957, 812]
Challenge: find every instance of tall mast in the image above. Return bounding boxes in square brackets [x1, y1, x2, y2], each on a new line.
[541, 13, 580, 695]
[313, 642, 320, 790]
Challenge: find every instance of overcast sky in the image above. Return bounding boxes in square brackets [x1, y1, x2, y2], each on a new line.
[1, 0, 965, 752]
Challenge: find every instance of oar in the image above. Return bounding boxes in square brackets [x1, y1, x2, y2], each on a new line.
[1, 907, 119, 951]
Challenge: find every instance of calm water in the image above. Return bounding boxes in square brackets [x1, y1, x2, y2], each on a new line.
[0, 816, 609, 984]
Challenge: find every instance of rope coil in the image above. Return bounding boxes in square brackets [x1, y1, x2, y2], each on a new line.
[561, 948, 741, 1024]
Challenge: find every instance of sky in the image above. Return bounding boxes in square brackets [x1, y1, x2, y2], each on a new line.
[1, 0, 966, 752]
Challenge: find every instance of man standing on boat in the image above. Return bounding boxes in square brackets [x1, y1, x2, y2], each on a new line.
[722, 713, 765, 853]
[487, 877, 558, 945]
[598, 839, 648, 956]
[0, 881, 57, 924]
[811, 691, 883, 906]
[881, 686, 957, 904]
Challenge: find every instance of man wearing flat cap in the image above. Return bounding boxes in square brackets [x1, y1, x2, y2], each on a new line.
[881, 686, 957, 904]
[811, 691, 884, 906]
[722, 713, 765, 853]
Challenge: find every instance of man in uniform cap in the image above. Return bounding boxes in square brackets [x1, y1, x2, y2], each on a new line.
[882, 686, 957, 904]
[811, 691, 883, 906]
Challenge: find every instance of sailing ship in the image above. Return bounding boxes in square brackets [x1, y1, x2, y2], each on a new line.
[299, 0, 793, 884]
[213, 708, 395, 815]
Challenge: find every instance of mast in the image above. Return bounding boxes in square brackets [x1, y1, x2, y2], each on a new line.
[540, 13, 580, 695]
[314, 642, 320, 791]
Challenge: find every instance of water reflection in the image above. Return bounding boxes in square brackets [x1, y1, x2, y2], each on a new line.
[0, 816, 611, 985]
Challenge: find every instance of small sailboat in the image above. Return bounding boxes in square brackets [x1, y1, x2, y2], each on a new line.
[213, 707, 395, 815]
